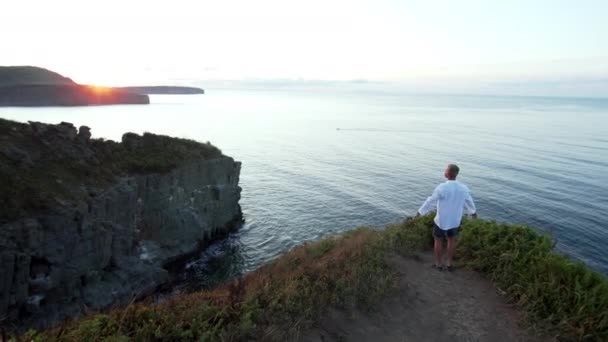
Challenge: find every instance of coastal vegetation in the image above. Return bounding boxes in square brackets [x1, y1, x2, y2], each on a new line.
[19, 216, 607, 341]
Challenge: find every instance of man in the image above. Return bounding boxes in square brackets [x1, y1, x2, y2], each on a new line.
[416, 164, 477, 271]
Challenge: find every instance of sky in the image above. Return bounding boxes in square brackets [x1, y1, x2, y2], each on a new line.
[2, 0, 608, 96]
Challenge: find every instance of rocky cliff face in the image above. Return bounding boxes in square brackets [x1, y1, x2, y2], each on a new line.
[0, 120, 242, 329]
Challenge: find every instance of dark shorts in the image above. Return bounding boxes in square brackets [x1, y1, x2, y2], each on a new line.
[433, 223, 459, 240]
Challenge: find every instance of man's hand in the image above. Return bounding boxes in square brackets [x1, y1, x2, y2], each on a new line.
[471, 213, 478, 220]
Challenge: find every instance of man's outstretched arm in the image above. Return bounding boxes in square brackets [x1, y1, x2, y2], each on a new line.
[464, 193, 477, 219]
[416, 187, 441, 217]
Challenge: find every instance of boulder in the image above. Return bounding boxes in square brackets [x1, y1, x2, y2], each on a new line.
[122, 132, 142, 150]
[78, 126, 91, 141]
[56, 122, 77, 140]
[28, 121, 48, 135]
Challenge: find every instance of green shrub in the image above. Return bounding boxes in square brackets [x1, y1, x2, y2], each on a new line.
[382, 214, 435, 254]
[459, 220, 608, 341]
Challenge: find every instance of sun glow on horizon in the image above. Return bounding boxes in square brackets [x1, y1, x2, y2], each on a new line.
[87, 85, 113, 93]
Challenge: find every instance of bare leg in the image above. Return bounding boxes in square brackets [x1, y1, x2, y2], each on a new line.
[434, 238, 443, 266]
[447, 237, 457, 267]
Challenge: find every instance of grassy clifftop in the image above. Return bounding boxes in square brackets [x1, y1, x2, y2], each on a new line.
[20, 216, 608, 341]
[0, 119, 223, 223]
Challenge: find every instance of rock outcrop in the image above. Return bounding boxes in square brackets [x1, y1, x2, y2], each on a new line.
[0, 119, 242, 329]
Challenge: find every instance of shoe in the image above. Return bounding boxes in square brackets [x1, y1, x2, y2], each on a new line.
[446, 265, 455, 272]
[431, 264, 444, 271]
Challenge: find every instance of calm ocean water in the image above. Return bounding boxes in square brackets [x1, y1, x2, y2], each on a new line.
[2, 88, 608, 289]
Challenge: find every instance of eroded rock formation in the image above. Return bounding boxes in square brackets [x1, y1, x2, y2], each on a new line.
[0, 120, 242, 329]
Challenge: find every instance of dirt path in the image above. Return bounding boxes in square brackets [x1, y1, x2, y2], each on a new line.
[301, 252, 547, 342]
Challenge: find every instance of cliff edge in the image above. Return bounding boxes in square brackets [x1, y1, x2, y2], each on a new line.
[0, 119, 242, 329]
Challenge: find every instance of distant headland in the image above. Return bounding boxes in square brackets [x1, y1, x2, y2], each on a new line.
[119, 86, 204, 95]
[0, 66, 204, 107]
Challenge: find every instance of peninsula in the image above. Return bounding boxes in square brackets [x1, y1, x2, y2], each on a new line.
[0, 66, 204, 106]
[0, 66, 149, 106]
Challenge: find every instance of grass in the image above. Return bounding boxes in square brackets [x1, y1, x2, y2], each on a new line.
[0, 119, 222, 223]
[458, 220, 608, 341]
[10, 216, 608, 341]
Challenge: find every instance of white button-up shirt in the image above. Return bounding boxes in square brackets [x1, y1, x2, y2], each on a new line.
[418, 180, 477, 230]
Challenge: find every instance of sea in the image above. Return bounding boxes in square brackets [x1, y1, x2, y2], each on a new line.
[2, 87, 607, 290]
